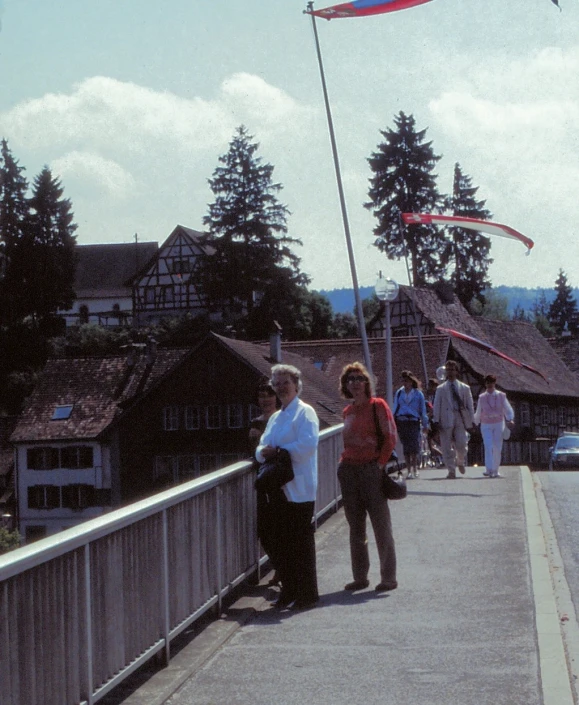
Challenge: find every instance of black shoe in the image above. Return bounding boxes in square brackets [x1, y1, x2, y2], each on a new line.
[375, 582, 397, 592]
[271, 594, 294, 609]
[289, 598, 319, 611]
[344, 580, 370, 591]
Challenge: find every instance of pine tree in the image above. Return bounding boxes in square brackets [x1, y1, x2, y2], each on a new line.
[549, 270, 578, 335]
[444, 163, 492, 310]
[23, 167, 77, 322]
[365, 112, 444, 286]
[0, 139, 30, 326]
[200, 126, 307, 338]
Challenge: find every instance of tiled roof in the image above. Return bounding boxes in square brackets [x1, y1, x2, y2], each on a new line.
[213, 334, 344, 427]
[10, 349, 191, 443]
[74, 242, 158, 293]
[281, 336, 448, 397]
[548, 337, 579, 377]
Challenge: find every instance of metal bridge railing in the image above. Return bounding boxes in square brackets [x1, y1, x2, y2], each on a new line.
[0, 424, 344, 705]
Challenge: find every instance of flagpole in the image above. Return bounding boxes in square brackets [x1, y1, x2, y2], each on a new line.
[307, 2, 374, 379]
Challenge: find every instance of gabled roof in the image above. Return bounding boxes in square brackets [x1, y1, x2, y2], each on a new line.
[74, 242, 158, 295]
[10, 349, 191, 443]
[281, 336, 448, 398]
[212, 334, 344, 427]
[10, 333, 345, 444]
[374, 284, 579, 398]
[127, 224, 214, 285]
[455, 319, 579, 397]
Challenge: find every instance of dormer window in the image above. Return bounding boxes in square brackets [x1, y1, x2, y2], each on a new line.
[52, 405, 73, 420]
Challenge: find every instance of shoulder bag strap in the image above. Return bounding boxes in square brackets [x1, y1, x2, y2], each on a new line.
[372, 400, 384, 452]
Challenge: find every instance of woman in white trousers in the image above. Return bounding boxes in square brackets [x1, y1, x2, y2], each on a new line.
[474, 374, 515, 478]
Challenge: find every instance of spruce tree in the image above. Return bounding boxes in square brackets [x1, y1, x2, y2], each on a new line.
[23, 167, 77, 322]
[0, 139, 30, 326]
[549, 270, 578, 335]
[444, 163, 492, 310]
[365, 112, 444, 286]
[200, 126, 307, 338]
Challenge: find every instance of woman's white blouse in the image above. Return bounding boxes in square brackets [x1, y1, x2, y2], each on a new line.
[255, 396, 319, 503]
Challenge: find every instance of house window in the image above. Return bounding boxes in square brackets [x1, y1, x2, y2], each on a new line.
[184, 405, 201, 430]
[154, 456, 179, 484]
[249, 404, 261, 421]
[520, 402, 530, 427]
[28, 485, 60, 510]
[163, 406, 179, 431]
[52, 404, 73, 420]
[227, 403, 243, 429]
[206, 405, 221, 429]
[79, 305, 89, 325]
[28, 447, 60, 470]
[60, 446, 94, 469]
[61, 484, 97, 510]
[541, 406, 549, 425]
[170, 258, 192, 275]
[197, 454, 219, 474]
[25, 525, 47, 543]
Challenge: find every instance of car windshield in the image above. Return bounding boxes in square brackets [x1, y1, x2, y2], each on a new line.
[556, 436, 579, 450]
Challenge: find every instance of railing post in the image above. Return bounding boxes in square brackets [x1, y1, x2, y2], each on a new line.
[161, 509, 171, 665]
[84, 543, 94, 705]
[215, 486, 223, 614]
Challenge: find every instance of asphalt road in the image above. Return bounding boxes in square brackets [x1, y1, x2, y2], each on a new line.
[537, 471, 579, 623]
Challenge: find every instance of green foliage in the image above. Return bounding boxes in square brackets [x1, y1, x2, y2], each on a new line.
[330, 312, 359, 339]
[549, 269, 578, 335]
[365, 112, 444, 286]
[512, 304, 531, 322]
[0, 139, 30, 327]
[444, 163, 493, 310]
[199, 126, 308, 338]
[0, 527, 21, 555]
[470, 289, 510, 321]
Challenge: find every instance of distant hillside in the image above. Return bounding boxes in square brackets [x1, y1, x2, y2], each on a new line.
[318, 285, 577, 315]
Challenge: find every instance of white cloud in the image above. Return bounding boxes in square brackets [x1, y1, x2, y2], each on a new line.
[51, 151, 137, 198]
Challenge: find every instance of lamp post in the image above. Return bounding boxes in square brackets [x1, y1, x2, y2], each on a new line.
[375, 274, 399, 408]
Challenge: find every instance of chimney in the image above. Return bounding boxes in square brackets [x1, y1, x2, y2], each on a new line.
[270, 321, 282, 363]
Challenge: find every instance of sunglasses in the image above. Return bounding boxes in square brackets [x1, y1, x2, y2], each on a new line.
[347, 375, 367, 383]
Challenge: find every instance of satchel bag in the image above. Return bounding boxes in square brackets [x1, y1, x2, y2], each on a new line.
[372, 401, 407, 501]
[254, 448, 294, 494]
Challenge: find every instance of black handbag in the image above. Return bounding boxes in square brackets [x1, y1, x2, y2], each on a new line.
[254, 448, 294, 493]
[372, 402, 407, 501]
[382, 467, 407, 500]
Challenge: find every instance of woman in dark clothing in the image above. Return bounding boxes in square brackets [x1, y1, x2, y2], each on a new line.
[250, 379, 282, 586]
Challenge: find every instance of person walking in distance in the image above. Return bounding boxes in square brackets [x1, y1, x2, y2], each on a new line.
[474, 374, 515, 478]
[432, 360, 475, 479]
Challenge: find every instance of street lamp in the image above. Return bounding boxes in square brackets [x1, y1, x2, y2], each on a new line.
[375, 274, 399, 408]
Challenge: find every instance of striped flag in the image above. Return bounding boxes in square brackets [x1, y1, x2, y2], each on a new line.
[306, 0, 433, 20]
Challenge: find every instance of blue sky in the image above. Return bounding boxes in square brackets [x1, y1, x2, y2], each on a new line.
[1, 0, 577, 292]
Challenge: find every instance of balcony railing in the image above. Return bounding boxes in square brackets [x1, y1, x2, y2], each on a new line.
[0, 424, 344, 705]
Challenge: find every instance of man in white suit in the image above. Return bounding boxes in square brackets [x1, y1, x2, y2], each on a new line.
[432, 360, 475, 479]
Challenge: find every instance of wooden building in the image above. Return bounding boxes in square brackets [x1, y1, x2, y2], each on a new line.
[10, 333, 343, 540]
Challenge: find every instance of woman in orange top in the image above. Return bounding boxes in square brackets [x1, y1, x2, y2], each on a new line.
[337, 362, 398, 593]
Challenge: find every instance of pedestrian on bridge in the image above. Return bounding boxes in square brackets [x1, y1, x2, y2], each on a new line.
[256, 364, 320, 611]
[474, 374, 515, 478]
[337, 362, 398, 593]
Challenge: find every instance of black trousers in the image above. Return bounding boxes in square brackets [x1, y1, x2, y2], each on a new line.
[276, 500, 318, 604]
[256, 488, 286, 572]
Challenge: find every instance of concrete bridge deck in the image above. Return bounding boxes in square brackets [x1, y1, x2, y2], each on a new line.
[110, 466, 576, 705]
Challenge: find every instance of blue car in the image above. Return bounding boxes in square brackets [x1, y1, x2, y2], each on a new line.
[549, 432, 579, 471]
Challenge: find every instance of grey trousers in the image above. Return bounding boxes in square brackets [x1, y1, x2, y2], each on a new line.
[439, 415, 469, 474]
[337, 461, 397, 585]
